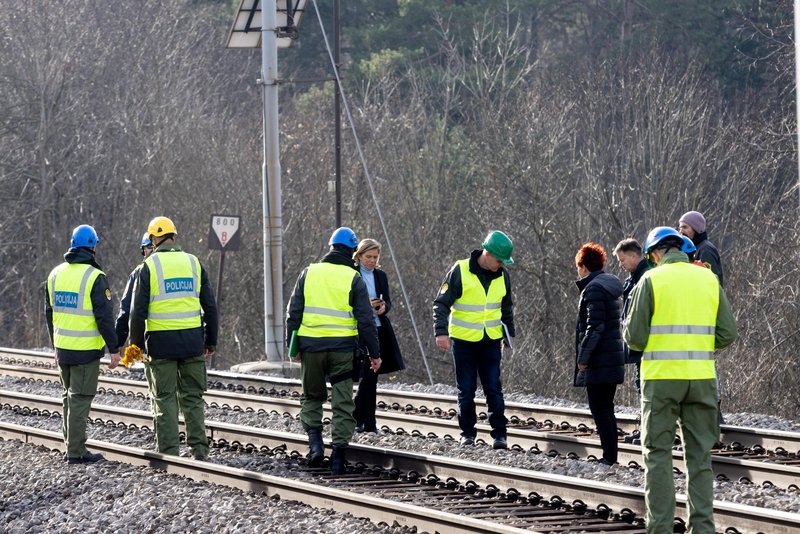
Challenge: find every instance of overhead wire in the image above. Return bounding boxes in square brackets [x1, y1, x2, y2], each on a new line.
[310, 0, 434, 384]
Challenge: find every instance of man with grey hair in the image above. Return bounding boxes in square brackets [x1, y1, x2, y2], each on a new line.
[612, 238, 649, 393]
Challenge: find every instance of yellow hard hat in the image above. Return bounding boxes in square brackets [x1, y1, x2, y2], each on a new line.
[147, 216, 177, 238]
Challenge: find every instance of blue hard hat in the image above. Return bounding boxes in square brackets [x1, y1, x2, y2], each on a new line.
[140, 232, 152, 248]
[329, 227, 358, 248]
[71, 225, 99, 248]
[644, 226, 683, 253]
[680, 235, 696, 254]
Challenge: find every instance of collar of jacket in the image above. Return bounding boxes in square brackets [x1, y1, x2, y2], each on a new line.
[692, 231, 708, 246]
[657, 249, 690, 266]
[632, 258, 650, 280]
[322, 248, 358, 270]
[153, 243, 182, 253]
[64, 247, 102, 270]
[575, 269, 602, 291]
[468, 249, 503, 280]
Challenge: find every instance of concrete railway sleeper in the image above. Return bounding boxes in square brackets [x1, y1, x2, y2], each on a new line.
[2, 392, 800, 533]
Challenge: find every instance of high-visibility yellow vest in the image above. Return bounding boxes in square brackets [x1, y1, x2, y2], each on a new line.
[144, 251, 202, 332]
[449, 259, 505, 342]
[641, 262, 719, 380]
[48, 263, 105, 351]
[297, 263, 359, 338]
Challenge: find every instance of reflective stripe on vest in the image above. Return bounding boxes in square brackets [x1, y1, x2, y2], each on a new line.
[144, 252, 202, 332]
[47, 263, 104, 351]
[297, 263, 358, 338]
[641, 262, 719, 380]
[449, 259, 506, 342]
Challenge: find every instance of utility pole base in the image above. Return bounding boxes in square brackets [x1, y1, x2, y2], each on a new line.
[229, 360, 301, 379]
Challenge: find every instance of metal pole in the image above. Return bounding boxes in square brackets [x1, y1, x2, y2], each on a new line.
[216, 250, 226, 310]
[211, 249, 226, 369]
[334, 0, 342, 226]
[796, 0, 800, 211]
[262, 0, 285, 361]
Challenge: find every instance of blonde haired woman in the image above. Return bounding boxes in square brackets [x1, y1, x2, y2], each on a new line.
[352, 238, 405, 432]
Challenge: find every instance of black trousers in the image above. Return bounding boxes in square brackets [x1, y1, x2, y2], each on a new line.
[353, 364, 379, 429]
[353, 325, 385, 430]
[586, 383, 618, 464]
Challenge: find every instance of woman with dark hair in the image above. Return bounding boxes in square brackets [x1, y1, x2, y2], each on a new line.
[352, 239, 406, 433]
[574, 242, 625, 465]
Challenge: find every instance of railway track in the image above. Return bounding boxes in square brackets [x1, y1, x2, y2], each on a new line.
[2, 356, 800, 491]
[5, 347, 798, 453]
[2, 395, 799, 533]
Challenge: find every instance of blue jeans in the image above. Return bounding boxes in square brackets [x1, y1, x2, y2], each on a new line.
[452, 337, 507, 439]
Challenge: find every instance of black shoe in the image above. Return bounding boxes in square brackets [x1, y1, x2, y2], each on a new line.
[330, 444, 347, 475]
[355, 424, 366, 433]
[598, 458, 617, 466]
[492, 437, 508, 450]
[623, 431, 640, 444]
[307, 428, 324, 467]
[67, 452, 104, 464]
[459, 436, 475, 447]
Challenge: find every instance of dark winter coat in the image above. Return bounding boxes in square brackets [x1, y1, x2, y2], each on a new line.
[621, 258, 649, 364]
[574, 270, 625, 387]
[369, 268, 405, 374]
[115, 263, 144, 351]
[692, 232, 724, 287]
[44, 247, 118, 365]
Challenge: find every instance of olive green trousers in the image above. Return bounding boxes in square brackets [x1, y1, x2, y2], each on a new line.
[641, 378, 718, 534]
[58, 359, 100, 458]
[145, 355, 208, 457]
[300, 350, 355, 445]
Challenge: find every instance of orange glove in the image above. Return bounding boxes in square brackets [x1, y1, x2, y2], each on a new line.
[120, 344, 143, 368]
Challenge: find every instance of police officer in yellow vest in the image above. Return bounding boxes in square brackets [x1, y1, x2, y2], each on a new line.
[129, 216, 219, 460]
[286, 227, 381, 475]
[433, 231, 515, 450]
[624, 227, 737, 534]
[45, 224, 121, 464]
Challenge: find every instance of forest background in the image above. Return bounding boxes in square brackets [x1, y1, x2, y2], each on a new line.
[0, 0, 796, 418]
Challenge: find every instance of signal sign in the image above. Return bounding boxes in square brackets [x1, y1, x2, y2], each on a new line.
[208, 215, 241, 251]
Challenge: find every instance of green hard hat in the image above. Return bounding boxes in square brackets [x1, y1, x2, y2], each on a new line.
[482, 231, 514, 265]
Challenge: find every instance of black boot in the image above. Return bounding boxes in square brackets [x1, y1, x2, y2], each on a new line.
[330, 444, 347, 475]
[307, 428, 324, 467]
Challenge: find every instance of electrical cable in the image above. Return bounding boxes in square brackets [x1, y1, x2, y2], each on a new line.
[311, 0, 434, 384]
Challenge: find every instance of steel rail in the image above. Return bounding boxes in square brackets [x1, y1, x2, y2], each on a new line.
[2, 363, 800, 490]
[0, 421, 534, 534]
[0, 348, 635, 431]
[8, 348, 800, 454]
[1, 395, 799, 534]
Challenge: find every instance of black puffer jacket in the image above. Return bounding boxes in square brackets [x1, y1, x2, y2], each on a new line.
[574, 270, 624, 386]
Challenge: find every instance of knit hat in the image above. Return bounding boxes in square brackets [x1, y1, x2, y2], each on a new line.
[679, 211, 706, 233]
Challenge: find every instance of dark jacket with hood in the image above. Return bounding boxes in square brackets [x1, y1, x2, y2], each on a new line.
[574, 270, 625, 386]
[621, 258, 649, 364]
[433, 249, 515, 341]
[44, 247, 118, 365]
[129, 243, 219, 359]
[692, 232, 723, 287]
[286, 246, 380, 358]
